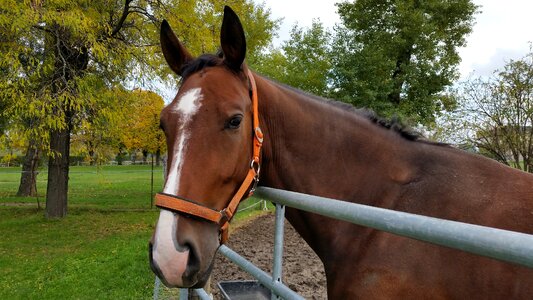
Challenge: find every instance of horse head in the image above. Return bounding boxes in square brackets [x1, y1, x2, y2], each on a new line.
[149, 6, 260, 288]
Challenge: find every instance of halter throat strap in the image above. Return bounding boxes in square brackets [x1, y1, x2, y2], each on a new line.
[155, 69, 263, 244]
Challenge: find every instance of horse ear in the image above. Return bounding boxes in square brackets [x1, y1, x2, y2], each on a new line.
[160, 20, 194, 76]
[220, 6, 246, 71]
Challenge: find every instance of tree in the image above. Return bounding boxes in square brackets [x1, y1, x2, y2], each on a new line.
[17, 140, 40, 197]
[254, 20, 332, 97]
[120, 90, 166, 165]
[16, 121, 41, 197]
[0, 105, 44, 197]
[454, 50, 533, 172]
[0, 1, 277, 218]
[70, 85, 135, 165]
[0, 100, 7, 136]
[0, 130, 26, 167]
[0, 112, 42, 197]
[330, 0, 478, 124]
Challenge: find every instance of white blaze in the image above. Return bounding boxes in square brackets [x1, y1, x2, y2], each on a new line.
[153, 88, 203, 285]
[164, 88, 204, 195]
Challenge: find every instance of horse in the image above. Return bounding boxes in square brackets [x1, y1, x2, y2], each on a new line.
[149, 6, 533, 299]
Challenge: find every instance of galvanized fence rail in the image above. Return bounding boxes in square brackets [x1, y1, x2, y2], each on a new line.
[158, 186, 533, 299]
[256, 187, 533, 268]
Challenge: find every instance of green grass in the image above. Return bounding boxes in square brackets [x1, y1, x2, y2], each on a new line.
[0, 208, 158, 299]
[0, 165, 271, 299]
[0, 165, 164, 208]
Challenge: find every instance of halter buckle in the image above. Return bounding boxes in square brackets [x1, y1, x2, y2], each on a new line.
[219, 208, 230, 225]
[255, 127, 264, 144]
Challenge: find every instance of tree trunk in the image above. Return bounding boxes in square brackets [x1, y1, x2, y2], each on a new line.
[142, 149, 148, 164]
[42, 22, 88, 218]
[156, 148, 161, 166]
[45, 125, 71, 218]
[89, 148, 95, 166]
[17, 140, 40, 197]
[387, 46, 413, 106]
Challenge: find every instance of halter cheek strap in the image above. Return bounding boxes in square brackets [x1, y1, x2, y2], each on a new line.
[155, 69, 263, 244]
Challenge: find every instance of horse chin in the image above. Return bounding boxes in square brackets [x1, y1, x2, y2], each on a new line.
[186, 261, 215, 288]
[169, 255, 216, 289]
[150, 245, 217, 289]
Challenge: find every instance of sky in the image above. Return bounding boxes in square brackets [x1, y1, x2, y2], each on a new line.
[263, 0, 533, 79]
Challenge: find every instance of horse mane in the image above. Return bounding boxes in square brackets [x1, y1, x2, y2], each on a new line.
[332, 102, 447, 145]
[327, 101, 423, 142]
[178, 55, 440, 144]
[268, 78, 441, 144]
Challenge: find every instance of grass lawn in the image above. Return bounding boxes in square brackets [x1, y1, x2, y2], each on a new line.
[0, 208, 159, 299]
[0, 165, 271, 299]
[0, 165, 164, 209]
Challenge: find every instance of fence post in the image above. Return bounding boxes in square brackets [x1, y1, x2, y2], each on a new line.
[271, 204, 285, 300]
[179, 288, 188, 300]
[151, 154, 154, 208]
[162, 154, 167, 183]
[153, 277, 161, 300]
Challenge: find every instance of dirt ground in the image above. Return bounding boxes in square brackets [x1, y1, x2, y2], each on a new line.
[209, 213, 327, 299]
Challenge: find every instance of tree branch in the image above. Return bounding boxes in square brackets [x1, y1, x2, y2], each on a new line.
[32, 24, 53, 34]
[111, 0, 133, 37]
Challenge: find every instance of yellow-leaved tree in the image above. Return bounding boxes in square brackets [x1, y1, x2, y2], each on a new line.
[120, 90, 166, 165]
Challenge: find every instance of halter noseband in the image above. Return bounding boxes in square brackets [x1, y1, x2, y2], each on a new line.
[155, 69, 263, 244]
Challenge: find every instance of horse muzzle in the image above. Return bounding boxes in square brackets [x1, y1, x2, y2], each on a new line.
[149, 239, 193, 287]
[149, 210, 218, 288]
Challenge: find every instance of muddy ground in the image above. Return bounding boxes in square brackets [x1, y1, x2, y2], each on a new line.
[209, 213, 327, 299]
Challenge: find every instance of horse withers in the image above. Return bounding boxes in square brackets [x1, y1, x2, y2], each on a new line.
[149, 6, 533, 299]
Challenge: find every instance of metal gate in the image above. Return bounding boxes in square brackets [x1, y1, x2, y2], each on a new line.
[158, 187, 533, 300]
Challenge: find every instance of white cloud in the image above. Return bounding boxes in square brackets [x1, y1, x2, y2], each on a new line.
[265, 0, 340, 44]
[458, 0, 533, 78]
[467, 48, 527, 78]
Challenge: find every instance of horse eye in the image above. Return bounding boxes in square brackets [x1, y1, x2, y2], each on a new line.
[226, 115, 242, 129]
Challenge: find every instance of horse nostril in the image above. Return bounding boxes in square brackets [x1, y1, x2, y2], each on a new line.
[184, 242, 200, 277]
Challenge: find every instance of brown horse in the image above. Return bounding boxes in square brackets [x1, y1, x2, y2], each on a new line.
[149, 6, 533, 299]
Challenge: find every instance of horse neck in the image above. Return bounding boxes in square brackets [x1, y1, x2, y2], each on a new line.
[255, 75, 414, 207]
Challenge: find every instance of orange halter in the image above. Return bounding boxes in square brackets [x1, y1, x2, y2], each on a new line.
[155, 70, 263, 244]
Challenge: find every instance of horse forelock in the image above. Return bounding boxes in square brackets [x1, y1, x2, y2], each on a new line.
[179, 54, 223, 82]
